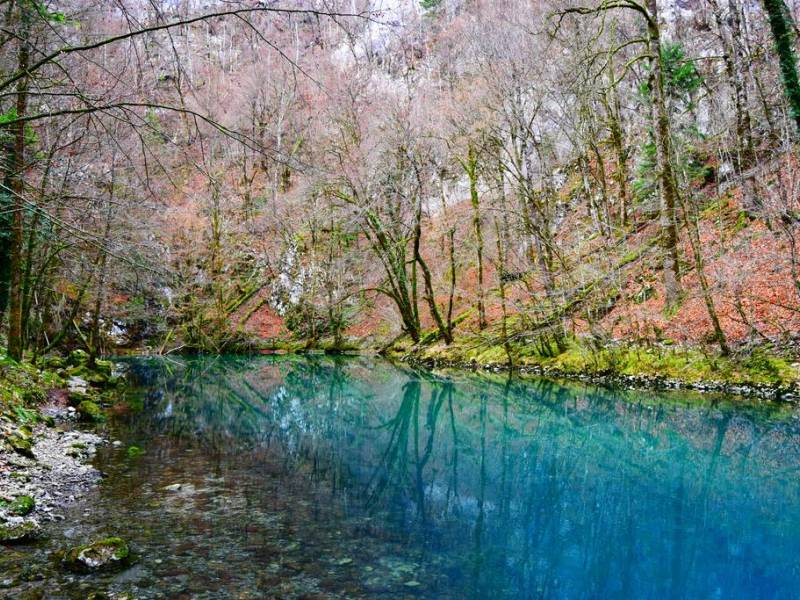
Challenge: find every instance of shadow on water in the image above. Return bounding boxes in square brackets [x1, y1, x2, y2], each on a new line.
[3, 355, 800, 599]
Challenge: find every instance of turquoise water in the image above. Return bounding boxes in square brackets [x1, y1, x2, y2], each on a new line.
[4, 355, 800, 598]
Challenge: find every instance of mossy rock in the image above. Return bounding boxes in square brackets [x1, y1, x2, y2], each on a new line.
[67, 391, 91, 407]
[0, 519, 41, 544]
[86, 372, 111, 387]
[61, 537, 130, 572]
[8, 435, 34, 458]
[76, 400, 103, 423]
[42, 356, 66, 370]
[67, 349, 90, 367]
[8, 495, 35, 516]
[94, 359, 114, 377]
[66, 365, 91, 380]
[126, 445, 144, 459]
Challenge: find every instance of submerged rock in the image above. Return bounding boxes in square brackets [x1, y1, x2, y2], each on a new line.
[0, 517, 41, 543]
[126, 446, 144, 459]
[62, 537, 130, 572]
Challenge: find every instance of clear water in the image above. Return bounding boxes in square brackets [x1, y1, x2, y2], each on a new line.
[3, 355, 800, 599]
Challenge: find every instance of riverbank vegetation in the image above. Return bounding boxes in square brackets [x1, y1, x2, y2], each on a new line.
[0, 0, 799, 393]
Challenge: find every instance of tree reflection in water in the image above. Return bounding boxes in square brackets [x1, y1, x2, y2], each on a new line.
[114, 355, 800, 599]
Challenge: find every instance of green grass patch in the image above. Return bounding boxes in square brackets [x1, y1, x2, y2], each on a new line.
[404, 331, 799, 389]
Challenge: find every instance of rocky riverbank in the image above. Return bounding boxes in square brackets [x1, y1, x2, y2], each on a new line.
[400, 355, 800, 401]
[0, 415, 104, 545]
[0, 351, 125, 549]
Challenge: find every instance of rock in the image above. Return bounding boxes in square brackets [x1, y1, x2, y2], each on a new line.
[76, 400, 103, 423]
[0, 517, 41, 543]
[67, 376, 90, 394]
[94, 359, 114, 377]
[43, 355, 66, 370]
[8, 435, 34, 458]
[67, 391, 90, 407]
[62, 537, 130, 572]
[67, 349, 90, 367]
[66, 365, 91, 380]
[86, 371, 110, 387]
[126, 446, 144, 458]
[8, 495, 35, 516]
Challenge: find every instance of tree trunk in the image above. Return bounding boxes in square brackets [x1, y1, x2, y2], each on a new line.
[647, 0, 682, 307]
[711, 0, 759, 210]
[679, 194, 730, 355]
[413, 197, 452, 344]
[605, 48, 630, 227]
[89, 191, 115, 367]
[762, 0, 800, 138]
[7, 3, 31, 361]
[464, 144, 486, 329]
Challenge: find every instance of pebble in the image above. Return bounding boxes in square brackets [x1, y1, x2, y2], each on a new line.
[0, 418, 104, 527]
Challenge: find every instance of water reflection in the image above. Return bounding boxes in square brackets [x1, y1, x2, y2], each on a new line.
[5, 355, 799, 599]
[111, 355, 800, 599]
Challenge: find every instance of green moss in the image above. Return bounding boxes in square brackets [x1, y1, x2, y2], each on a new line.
[733, 210, 750, 233]
[62, 537, 130, 572]
[0, 519, 40, 543]
[9, 495, 35, 516]
[67, 349, 90, 367]
[94, 359, 114, 377]
[77, 400, 104, 422]
[8, 435, 34, 458]
[39, 355, 66, 370]
[126, 445, 144, 458]
[408, 330, 799, 391]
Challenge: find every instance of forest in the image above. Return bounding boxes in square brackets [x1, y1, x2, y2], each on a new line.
[2, 0, 800, 380]
[4, 1, 800, 597]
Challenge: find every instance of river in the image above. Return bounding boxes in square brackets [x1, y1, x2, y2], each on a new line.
[3, 355, 800, 598]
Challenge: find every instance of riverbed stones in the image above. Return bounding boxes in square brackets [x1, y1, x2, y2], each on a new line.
[1, 425, 103, 527]
[0, 517, 41, 543]
[62, 537, 130, 572]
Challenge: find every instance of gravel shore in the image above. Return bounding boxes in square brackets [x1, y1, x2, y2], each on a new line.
[1, 401, 105, 534]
